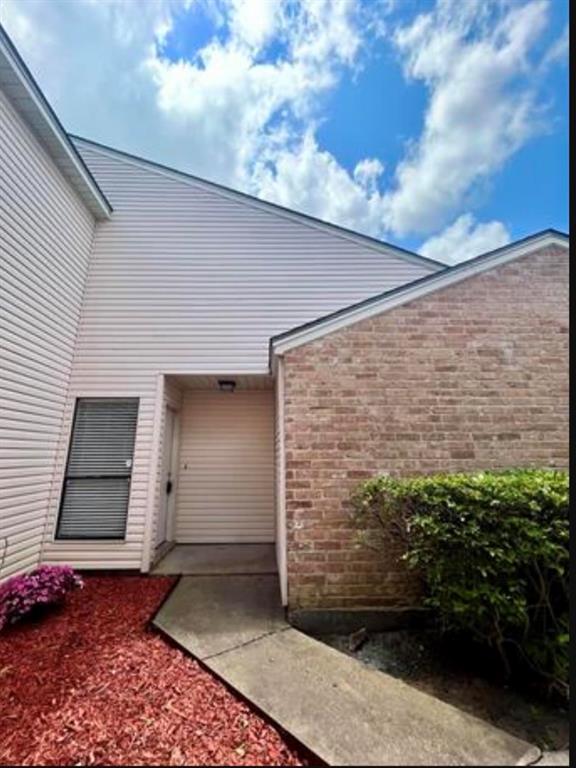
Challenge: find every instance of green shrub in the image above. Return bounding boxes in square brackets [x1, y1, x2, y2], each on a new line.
[352, 469, 569, 697]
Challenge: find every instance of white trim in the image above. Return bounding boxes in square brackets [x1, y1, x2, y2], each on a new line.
[163, 405, 181, 545]
[141, 373, 165, 573]
[71, 137, 441, 272]
[275, 358, 288, 606]
[163, 370, 271, 377]
[0, 28, 111, 220]
[272, 232, 569, 356]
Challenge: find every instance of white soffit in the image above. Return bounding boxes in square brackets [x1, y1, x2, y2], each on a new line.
[171, 374, 274, 390]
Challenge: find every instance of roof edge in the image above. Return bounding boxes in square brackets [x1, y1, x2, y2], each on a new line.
[270, 229, 569, 362]
[0, 23, 112, 219]
[70, 133, 444, 271]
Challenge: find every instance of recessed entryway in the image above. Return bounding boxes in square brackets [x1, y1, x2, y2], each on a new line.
[151, 543, 277, 575]
[171, 385, 276, 545]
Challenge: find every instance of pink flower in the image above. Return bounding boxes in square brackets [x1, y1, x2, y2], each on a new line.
[0, 566, 83, 631]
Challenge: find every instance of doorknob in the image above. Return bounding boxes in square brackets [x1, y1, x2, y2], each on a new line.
[166, 480, 173, 495]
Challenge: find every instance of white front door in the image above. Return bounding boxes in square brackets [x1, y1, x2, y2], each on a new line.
[156, 406, 177, 548]
[175, 390, 275, 543]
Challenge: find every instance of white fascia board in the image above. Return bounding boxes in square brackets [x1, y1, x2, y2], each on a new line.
[0, 29, 111, 220]
[271, 232, 569, 357]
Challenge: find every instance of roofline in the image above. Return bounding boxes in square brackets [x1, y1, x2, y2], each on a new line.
[70, 134, 444, 271]
[270, 229, 569, 362]
[0, 23, 112, 219]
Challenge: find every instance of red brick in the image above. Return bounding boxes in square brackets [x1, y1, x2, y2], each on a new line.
[283, 245, 569, 610]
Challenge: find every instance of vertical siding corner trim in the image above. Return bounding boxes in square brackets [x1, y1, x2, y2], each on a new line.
[141, 373, 165, 572]
[275, 358, 288, 605]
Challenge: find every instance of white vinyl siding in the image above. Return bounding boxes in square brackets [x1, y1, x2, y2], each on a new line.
[0, 87, 95, 581]
[41, 140, 437, 571]
[71, 141, 436, 383]
[175, 390, 275, 543]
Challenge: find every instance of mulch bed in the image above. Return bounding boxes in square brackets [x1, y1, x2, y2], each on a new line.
[0, 575, 307, 766]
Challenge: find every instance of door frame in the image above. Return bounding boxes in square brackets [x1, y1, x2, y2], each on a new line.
[156, 404, 181, 549]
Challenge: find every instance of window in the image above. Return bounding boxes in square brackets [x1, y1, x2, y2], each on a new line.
[57, 398, 139, 540]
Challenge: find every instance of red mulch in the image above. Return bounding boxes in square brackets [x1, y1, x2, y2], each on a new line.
[0, 575, 307, 766]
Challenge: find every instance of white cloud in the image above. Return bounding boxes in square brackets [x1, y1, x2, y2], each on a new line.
[542, 24, 569, 69]
[354, 158, 385, 195]
[227, 0, 283, 50]
[0, 0, 564, 262]
[383, 0, 550, 236]
[420, 214, 510, 264]
[144, 0, 370, 187]
[0, 0, 188, 161]
[249, 131, 387, 235]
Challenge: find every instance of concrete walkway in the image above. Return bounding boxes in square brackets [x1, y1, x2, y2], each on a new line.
[154, 576, 541, 767]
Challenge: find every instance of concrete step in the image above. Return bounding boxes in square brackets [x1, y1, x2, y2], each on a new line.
[151, 544, 277, 576]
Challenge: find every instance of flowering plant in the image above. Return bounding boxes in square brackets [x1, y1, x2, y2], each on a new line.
[0, 565, 83, 631]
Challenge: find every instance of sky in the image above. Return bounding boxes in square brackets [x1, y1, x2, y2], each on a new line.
[0, 0, 568, 263]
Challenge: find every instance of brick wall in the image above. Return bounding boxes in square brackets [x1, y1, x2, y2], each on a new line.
[283, 245, 569, 609]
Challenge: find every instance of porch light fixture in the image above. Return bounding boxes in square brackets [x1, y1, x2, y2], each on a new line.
[218, 379, 236, 393]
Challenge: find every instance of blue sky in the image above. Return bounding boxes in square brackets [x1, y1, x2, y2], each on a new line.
[0, 0, 568, 263]
[317, 0, 569, 251]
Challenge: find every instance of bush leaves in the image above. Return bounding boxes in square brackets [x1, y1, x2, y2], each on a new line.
[352, 469, 569, 698]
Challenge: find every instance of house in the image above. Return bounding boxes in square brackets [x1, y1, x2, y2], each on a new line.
[0, 25, 569, 614]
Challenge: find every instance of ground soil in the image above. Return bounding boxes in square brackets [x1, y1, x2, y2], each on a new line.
[315, 629, 569, 751]
[0, 575, 307, 766]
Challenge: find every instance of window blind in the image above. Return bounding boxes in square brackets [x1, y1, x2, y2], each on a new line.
[57, 398, 139, 539]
